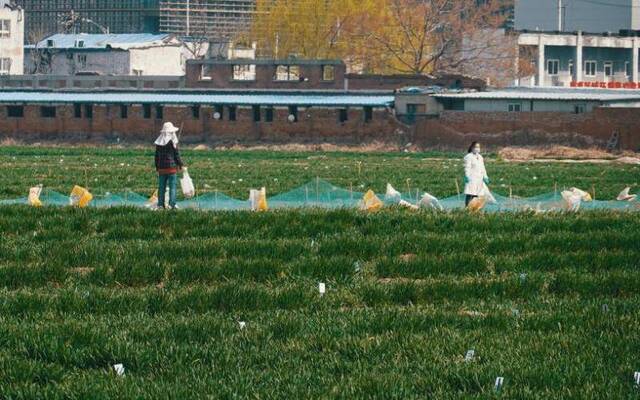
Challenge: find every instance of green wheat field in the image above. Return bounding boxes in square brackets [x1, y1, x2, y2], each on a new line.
[0, 146, 639, 399]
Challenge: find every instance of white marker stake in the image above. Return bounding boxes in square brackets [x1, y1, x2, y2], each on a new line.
[494, 377, 504, 391]
[634, 371, 640, 386]
[464, 349, 475, 362]
[113, 363, 125, 376]
[519, 273, 527, 283]
[239, 321, 246, 330]
[318, 282, 326, 296]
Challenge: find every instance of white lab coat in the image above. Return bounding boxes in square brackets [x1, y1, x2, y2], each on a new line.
[464, 153, 488, 196]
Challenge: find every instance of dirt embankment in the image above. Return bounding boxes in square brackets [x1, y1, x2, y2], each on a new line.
[498, 146, 640, 164]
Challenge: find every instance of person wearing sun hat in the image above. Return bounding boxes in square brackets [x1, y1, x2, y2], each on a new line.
[154, 122, 185, 209]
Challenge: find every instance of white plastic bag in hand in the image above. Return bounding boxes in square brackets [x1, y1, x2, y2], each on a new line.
[180, 168, 195, 198]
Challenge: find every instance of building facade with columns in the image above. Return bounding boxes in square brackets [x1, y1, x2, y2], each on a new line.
[518, 31, 640, 88]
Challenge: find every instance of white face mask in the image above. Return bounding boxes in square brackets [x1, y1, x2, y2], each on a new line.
[472, 146, 480, 155]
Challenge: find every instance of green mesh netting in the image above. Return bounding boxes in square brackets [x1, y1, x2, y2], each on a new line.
[1, 179, 638, 212]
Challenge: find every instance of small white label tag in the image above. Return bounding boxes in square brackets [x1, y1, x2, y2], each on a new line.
[318, 282, 326, 295]
[494, 377, 504, 391]
[602, 304, 609, 313]
[634, 371, 640, 386]
[519, 273, 527, 283]
[464, 349, 475, 362]
[239, 321, 246, 330]
[113, 363, 125, 376]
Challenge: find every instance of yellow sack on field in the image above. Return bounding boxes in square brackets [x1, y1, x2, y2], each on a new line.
[249, 187, 268, 212]
[146, 190, 158, 208]
[569, 187, 592, 202]
[28, 185, 43, 207]
[69, 185, 93, 208]
[467, 196, 486, 212]
[361, 190, 383, 212]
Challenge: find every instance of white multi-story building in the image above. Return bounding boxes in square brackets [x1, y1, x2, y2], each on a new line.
[0, 1, 24, 75]
[25, 33, 187, 76]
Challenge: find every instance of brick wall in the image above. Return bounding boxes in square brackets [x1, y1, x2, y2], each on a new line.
[186, 62, 346, 90]
[0, 104, 399, 145]
[413, 108, 640, 151]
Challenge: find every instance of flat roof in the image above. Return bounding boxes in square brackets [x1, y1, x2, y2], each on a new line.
[28, 33, 176, 50]
[0, 90, 393, 107]
[433, 87, 640, 102]
[188, 59, 344, 66]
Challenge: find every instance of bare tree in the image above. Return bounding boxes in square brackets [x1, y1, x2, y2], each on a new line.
[362, 0, 510, 75]
[27, 26, 53, 74]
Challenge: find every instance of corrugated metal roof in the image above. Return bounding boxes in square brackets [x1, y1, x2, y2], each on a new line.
[433, 87, 640, 102]
[30, 34, 176, 50]
[0, 91, 394, 107]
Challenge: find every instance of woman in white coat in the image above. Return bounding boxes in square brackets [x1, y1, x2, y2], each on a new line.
[463, 141, 490, 207]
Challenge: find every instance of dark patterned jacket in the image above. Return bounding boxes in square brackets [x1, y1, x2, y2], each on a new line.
[155, 142, 183, 174]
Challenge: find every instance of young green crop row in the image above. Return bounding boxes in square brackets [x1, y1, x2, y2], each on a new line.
[0, 146, 638, 199]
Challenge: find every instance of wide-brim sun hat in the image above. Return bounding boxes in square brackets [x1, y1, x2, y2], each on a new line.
[160, 122, 179, 134]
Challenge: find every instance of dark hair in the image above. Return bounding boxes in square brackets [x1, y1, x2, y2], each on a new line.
[468, 141, 479, 153]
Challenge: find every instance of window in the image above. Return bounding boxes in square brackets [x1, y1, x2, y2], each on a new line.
[120, 105, 128, 119]
[46, 39, 55, 47]
[322, 65, 335, 81]
[574, 104, 586, 114]
[228, 106, 237, 121]
[508, 103, 522, 112]
[252, 105, 261, 122]
[191, 105, 200, 119]
[0, 58, 11, 75]
[232, 64, 256, 80]
[214, 105, 224, 120]
[604, 61, 613, 77]
[75, 40, 85, 48]
[546, 59, 559, 76]
[275, 65, 301, 81]
[339, 108, 348, 123]
[84, 104, 93, 119]
[74, 103, 82, 118]
[569, 59, 574, 77]
[625, 61, 631, 78]
[364, 106, 373, 123]
[143, 104, 151, 119]
[265, 107, 274, 122]
[155, 105, 163, 120]
[288, 105, 298, 122]
[585, 61, 597, 77]
[7, 105, 23, 118]
[0, 19, 10, 38]
[200, 65, 212, 80]
[40, 106, 56, 118]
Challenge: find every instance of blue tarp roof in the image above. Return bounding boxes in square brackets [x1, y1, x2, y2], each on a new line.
[29, 33, 175, 50]
[0, 91, 394, 107]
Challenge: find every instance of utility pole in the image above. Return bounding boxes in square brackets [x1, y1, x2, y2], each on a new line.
[186, 0, 190, 36]
[558, 0, 564, 31]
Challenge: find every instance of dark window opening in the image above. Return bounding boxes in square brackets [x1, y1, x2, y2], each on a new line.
[143, 104, 151, 119]
[252, 105, 261, 122]
[40, 106, 56, 118]
[73, 103, 82, 118]
[339, 108, 348, 123]
[120, 105, 128, 119]
[288, 105, 298, 122]
[7, 105, 24, 118]
[192, 105, 200, 119]
[214, 105, 224, 120]
[265, 107, 274, 122]
[84, 104, 93, 119]
[228, 106, 237, 121]
[364, 106, 373, 123]
[156, 105, 163, 120]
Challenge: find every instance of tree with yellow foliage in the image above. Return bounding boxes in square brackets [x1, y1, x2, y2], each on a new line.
[250, 0, 510, 75]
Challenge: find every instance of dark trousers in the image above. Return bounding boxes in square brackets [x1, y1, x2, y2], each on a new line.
[465, 195, 478, 207]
